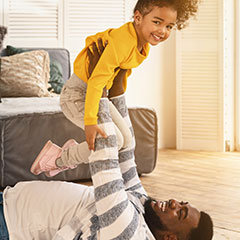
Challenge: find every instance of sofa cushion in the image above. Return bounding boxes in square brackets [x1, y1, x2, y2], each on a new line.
[5, 45, 64, 94]
[0, 50, 51, 97]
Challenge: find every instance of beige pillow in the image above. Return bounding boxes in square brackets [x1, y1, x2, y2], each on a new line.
[0, 50, 51, 97]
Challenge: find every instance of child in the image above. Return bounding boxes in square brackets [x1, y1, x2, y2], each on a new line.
[31, 0, 200, 177]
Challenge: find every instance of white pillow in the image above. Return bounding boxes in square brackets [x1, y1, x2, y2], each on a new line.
[0, 50, 51, 97]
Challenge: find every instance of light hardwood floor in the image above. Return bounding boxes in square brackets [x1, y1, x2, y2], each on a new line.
[140, 150, 240, 240]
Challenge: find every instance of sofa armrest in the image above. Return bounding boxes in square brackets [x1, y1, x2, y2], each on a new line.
[129, 107, 158, 174]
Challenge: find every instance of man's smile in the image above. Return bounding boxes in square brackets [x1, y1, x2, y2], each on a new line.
[154, 200, 170, 212]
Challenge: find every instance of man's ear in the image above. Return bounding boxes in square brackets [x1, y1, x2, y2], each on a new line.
[162, 233, 178, 240]
[133, 10, 142, 24]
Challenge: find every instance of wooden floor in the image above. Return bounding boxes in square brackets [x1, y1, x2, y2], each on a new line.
[140, 150, 240, 240]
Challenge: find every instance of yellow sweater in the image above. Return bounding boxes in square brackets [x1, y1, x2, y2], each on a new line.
[74, 22, 150, 125]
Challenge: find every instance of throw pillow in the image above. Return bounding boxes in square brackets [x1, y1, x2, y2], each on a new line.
[0, 26, 7, 51]
[0, 50, 51, 97]
[6, 45, 64, 93]
[6, 45, 26, 55]
[49, 58, 64, 93]
[0, 26, 8, 102]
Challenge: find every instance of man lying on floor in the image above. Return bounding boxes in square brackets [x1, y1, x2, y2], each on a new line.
[0, 42, 213, 240]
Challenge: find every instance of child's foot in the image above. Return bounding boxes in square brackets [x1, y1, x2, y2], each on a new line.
[45, 139, 79, 177]
[30, 140, 62, 175]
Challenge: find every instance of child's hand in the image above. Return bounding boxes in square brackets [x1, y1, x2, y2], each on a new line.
[85, 124, 107, 150]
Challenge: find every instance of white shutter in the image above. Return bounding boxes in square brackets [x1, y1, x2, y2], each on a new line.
[64, 0, 126, 65]
[3, 0, 63, 47]
[0, 1, 3, 25]
[236, 0, 240, 151]
[176, 0, 225, 151]
[223, 0, 235, 151]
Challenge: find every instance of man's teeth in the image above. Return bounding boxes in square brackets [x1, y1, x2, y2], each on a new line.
[158, 201, 167, 212]
[162, 202, 166, 212]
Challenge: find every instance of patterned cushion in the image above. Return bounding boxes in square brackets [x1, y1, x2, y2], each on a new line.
[6, 45, 64, 94]
[0, 50, 51, 97]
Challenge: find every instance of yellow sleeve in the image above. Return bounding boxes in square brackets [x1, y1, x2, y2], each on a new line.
[84, 41, 121, 125]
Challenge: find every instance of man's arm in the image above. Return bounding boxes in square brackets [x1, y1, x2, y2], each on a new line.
[88, 96, 141, 239]
[85, 39, 145, 239]
[88, 40, 146, 196]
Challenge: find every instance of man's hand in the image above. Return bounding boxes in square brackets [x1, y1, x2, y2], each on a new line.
[108, 69, 127, 98]
[87, 38, 108, 77]
[85, 125, 107, 150]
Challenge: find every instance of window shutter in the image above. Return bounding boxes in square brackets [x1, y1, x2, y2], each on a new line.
[64, 0, 126, 65]
[0, 1, 3, 25]
[223, 0, 235, 151]
[236, 0, 240, 151]
[176, 0, 225, 151]
[3, 0, 126, 64]
[3, 0, 63, 47]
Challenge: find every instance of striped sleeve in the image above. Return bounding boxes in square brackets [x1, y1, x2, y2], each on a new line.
[88, 98, 141, 239]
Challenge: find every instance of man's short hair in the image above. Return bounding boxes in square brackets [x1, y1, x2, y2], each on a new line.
[143, 197, 168, 237]
[188, 211, 213, 240]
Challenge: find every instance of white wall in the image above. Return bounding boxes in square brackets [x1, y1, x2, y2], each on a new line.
[126, 33, 176, 149]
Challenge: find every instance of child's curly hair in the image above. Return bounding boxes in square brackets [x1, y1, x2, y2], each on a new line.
[134, 0, 200, 30]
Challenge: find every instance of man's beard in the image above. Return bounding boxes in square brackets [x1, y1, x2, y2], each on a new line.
[143, 197, 168, 231]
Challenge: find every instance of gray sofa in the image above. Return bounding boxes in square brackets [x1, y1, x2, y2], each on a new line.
[0, 48, 158, 190]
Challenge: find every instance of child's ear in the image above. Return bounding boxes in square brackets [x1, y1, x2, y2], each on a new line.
[133, 10, 142, 24]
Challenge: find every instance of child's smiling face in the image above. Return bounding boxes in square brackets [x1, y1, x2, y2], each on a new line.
[134, 6, 177, 49]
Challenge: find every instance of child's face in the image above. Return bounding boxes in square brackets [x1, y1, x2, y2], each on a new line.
[134, 6, 177, 47]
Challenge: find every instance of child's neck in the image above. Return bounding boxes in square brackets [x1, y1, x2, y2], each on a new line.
[133, 21, 144, 53]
